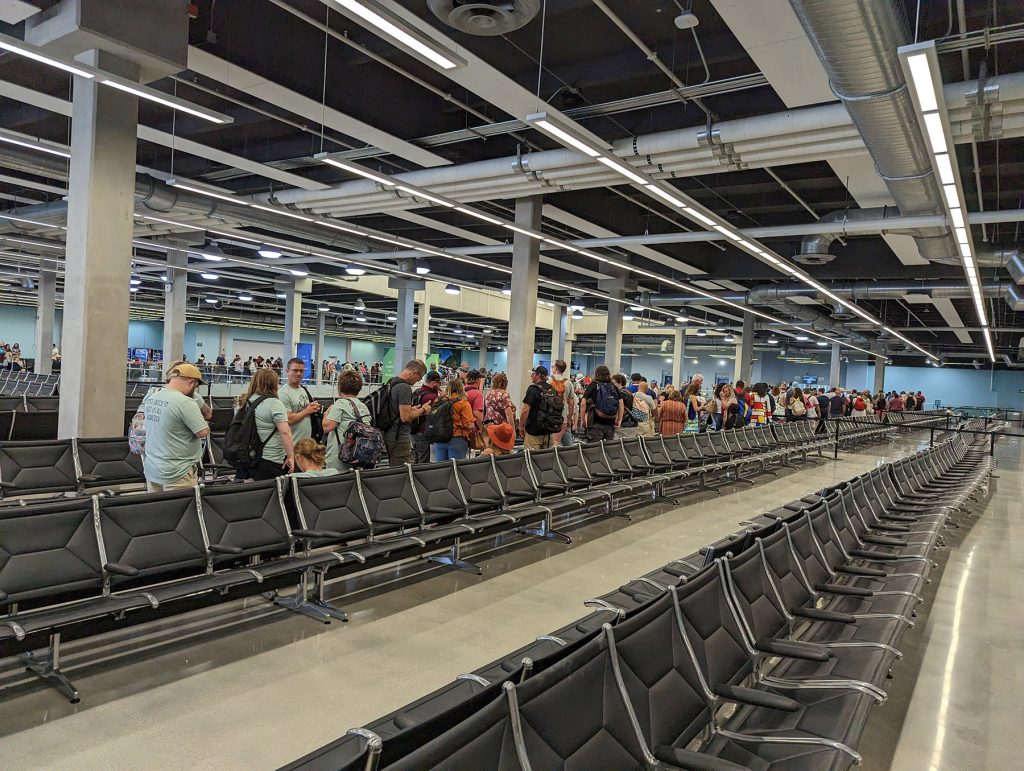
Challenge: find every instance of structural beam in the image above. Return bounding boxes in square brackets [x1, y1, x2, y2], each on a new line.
[58, 50, 139, 439]
[507, 196, 542, 406]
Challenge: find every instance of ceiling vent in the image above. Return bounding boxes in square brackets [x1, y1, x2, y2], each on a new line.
[829, 302, 854, 321]
[793, 249, 836, 266]
[427, 1, 540, 36]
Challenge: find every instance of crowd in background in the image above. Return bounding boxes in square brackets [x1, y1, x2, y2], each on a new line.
[132, 353, 933, 494]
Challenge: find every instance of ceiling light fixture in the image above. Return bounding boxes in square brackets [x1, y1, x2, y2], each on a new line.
[571, 310, 584, 320]
[100, 79, 230, 124]
[318, 155, 396, 187]
[595, 155, 649, 185]
[0, 33, 94, 78]
[200, 272, 219, 280]
[386, 313, 398, 321]
[289, 265, 309, 277]
[239, 293, 254, 302]
[525, 112, 606, 157]
[622, 313, 635, 322]
[129, 278, 142, 286]
[795, 334, 809, 341]
[0, 130, 70, 158]
[354, 299, 366, 311]
[330, 0, 465, 70]
[444, 283, 461, 295]
[344, 264, 367, 276]
[258, 244, 282, 258]
[767, 336, 779, 344]
[317, 303, 330, 312]
[501, 284, 512, 296]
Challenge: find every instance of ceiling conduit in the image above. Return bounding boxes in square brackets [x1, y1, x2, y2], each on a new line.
[789, 0, 957, 262]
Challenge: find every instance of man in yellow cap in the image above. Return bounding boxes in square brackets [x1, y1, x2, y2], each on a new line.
[142, 362, 211, 492]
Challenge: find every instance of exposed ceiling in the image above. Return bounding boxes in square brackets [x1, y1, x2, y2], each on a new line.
[1, 0, 1023, 367]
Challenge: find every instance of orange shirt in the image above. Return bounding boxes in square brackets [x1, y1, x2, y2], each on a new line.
[452, 398, 477, 439]
[658, 399, 687, 436]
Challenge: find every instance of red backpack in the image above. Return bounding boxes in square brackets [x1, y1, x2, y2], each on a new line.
[854, 396, 866, 411]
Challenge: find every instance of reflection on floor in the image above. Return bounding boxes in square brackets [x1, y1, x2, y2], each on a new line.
[0, 434, 1016, 770]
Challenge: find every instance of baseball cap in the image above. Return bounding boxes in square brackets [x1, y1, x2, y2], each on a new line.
[167, 362, 207, 384]
[532, 365, 548, 377]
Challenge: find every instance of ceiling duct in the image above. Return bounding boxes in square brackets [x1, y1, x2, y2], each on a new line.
[427, 1, 540, 36]
[789, 0, 957, 262]
[796, 207, 900, 264]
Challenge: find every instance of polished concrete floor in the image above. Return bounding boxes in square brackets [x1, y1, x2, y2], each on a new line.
[0, 434, 1017, 770]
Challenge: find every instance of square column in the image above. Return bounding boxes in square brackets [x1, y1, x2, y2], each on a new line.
[58, 50, 139, 439]
[315, 311, 327, 383]
[162, 249, 187, 366]
[602, 268, 627, 375]
[507, 196, 542, 406]
[551, 306, 568, 364]
[672, 328, 685, 388]
[735, 312, 754, 384]
[829, 343, 842, 387]
[478, 334, 492, 370]
[415, 301, 431, 362]
[389, 277, 423, 376]
[873, 345, 886, 393]
[34, 265, 56, 375]
[283, 277, 311, 361]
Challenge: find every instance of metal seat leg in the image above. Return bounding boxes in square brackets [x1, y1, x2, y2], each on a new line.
[427, 540, 482, 575]
[22, 632, 80, 703]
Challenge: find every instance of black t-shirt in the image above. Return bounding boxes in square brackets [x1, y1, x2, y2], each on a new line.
[583, 381, 620, 425]
[523, 382, 545, 435]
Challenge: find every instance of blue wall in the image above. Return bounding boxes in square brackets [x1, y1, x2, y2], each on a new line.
[0, 305, 64, 357]
[864, 365, 1024, 409]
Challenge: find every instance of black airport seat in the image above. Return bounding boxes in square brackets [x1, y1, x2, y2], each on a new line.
[7, 410, 59, 441]
[75, 437, 146, 492]
[0, 439, 79, 501]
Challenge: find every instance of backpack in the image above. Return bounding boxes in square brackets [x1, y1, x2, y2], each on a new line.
[425, 397, 456, 443]
[301, 385, 325, 442]
[128, 408, 146, 455]
[735, 399, 752, 425]
[854, 396, 866, 412]
[338, 398, 384, 468]
[630, 395, 650, 423]
[790, 398, 806, 416]
[534, 383, 566, 434]
[724, 403, 743, 430]
[224, 396, 272, 469]
[593, 382, 620, 419]
[550, 377, 566, 397]
[362, 377, 401, 433]
[619, 389, 638, 428]
[409, 387, 428, 433]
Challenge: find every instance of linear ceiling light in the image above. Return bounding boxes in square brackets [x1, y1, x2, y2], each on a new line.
[0, 130, 69, 158]
[900, 40, 990, 358]
[317, 154, 396, 187]
[330, 0, 464, 70]
[0, 34, 94, 78]
[100, 79, 230, 124]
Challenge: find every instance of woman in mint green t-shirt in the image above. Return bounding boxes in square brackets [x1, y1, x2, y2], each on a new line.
[322, 369, 366, 472]
[236, 369, 295, 481]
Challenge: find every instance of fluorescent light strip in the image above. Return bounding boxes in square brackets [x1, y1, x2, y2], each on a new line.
[950, 208, 965, 229]
[320, 156, 396, 187]
[101, 80, 227, 124]
[907, 54, 938, 111]
[3, 236, 63, 250]
[644, 184, 687, 208]
[923, 112, 948, 153]
[396, 185, 454, 207]
[596, 156, 649, 186]
[0, 36, 95, 78]
[713, 225, 742, 242]
[140, 214, 205, 231]
[942, 184, 960, 210]
[0, 133, 70, 158]
[935, 153, 955, 185]
[332, 0, 461, 70]
[532, 119, 602, 157]
[955, 226, 969, 244]
[167, 180, 245, 205]
[982, 327, 995, 361]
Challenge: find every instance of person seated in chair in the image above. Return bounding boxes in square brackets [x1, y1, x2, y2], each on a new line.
[290, 438, 340, 478]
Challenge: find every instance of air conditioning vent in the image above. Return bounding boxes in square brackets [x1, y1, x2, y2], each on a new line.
[427, 0, 540, 36]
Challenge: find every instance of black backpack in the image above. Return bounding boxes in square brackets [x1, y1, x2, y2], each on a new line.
[533, 383, 565, 434]
[300, 385, 325, 442]
[362, 377, 401, 433]
[425, 397, 455, 443]
[223, 396, 272, 469]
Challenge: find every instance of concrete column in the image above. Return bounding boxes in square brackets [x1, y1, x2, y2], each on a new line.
[161, 249, 187, 366]
[478, 334, 492, 370]
[735, 312, 754, 384]
[564, 314, 575, 372]
[389, 278, 422, 375]
[315, 312, 327, 383]
[58, 50, 139, 439]
[415, 301, 430, 362]
[507, 196, 542, 406]
[604, 270, 627, 375]
[340, 336, 352, 364]
[34, 266, 56, 375]
[829, 343, 842, 387]
[551, 306, 568, 364]
[218, 325, 229, 363]
[672, 328, 685, 388]
[873, 347, 886, 393]
[283, 277, 310, 361]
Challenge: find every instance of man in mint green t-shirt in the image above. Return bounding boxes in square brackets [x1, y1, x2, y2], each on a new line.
[278, 357, 321, 443]
[143, 363, 210, 492]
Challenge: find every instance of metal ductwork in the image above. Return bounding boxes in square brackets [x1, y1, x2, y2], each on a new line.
[644, 278, 1024, 313]
[427, 0, 540, 36]
[789, 0, 957, 262]
[796, 206, 900, 264]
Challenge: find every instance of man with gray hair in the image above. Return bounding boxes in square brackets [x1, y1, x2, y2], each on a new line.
[382, 358, 431, 466]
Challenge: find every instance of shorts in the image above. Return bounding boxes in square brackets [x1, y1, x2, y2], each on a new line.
[522, 432, 552, 451]
[146, 466, 199, 493]
[385, 436, 413, 466]
[248, 458, 289, 481]
[585, 424, 616, 443]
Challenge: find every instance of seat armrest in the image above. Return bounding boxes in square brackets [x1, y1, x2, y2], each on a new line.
[881, 513, 921, 522]
[870, 522, 911, 532]
[292, 528, 346, 539]
[713, 684, 800, 712]
[539, 483, 568, 492]
[835, 565, 888, 577]
[423, 505, 461, 515]
[0, 481, 18, 490]
[851, 548, 899, 561]
[755, 638, 831, 662]
[653, 746, 748, 771]
[77, 474, 102, 484]
[0, 589, 8, 602]
[104, 562, 140, 577]
[863, 534, 907, 547]
[791, 606, 857, 624]
[373, 515, 412, 525]
[467, 496, 503, 505]
[209, 544, 244, 555]
[814, 582, 873, 597]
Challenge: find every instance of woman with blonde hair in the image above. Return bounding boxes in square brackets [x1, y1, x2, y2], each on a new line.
[236, 368, 294, 479]
[290, 438, 340, 478]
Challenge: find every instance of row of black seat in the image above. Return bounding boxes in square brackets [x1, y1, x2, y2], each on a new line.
[287, 424, 994, 770]
[0, 418, 857, 701]
[0, 407, 239, 443]
[0, 372, 58, 398]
